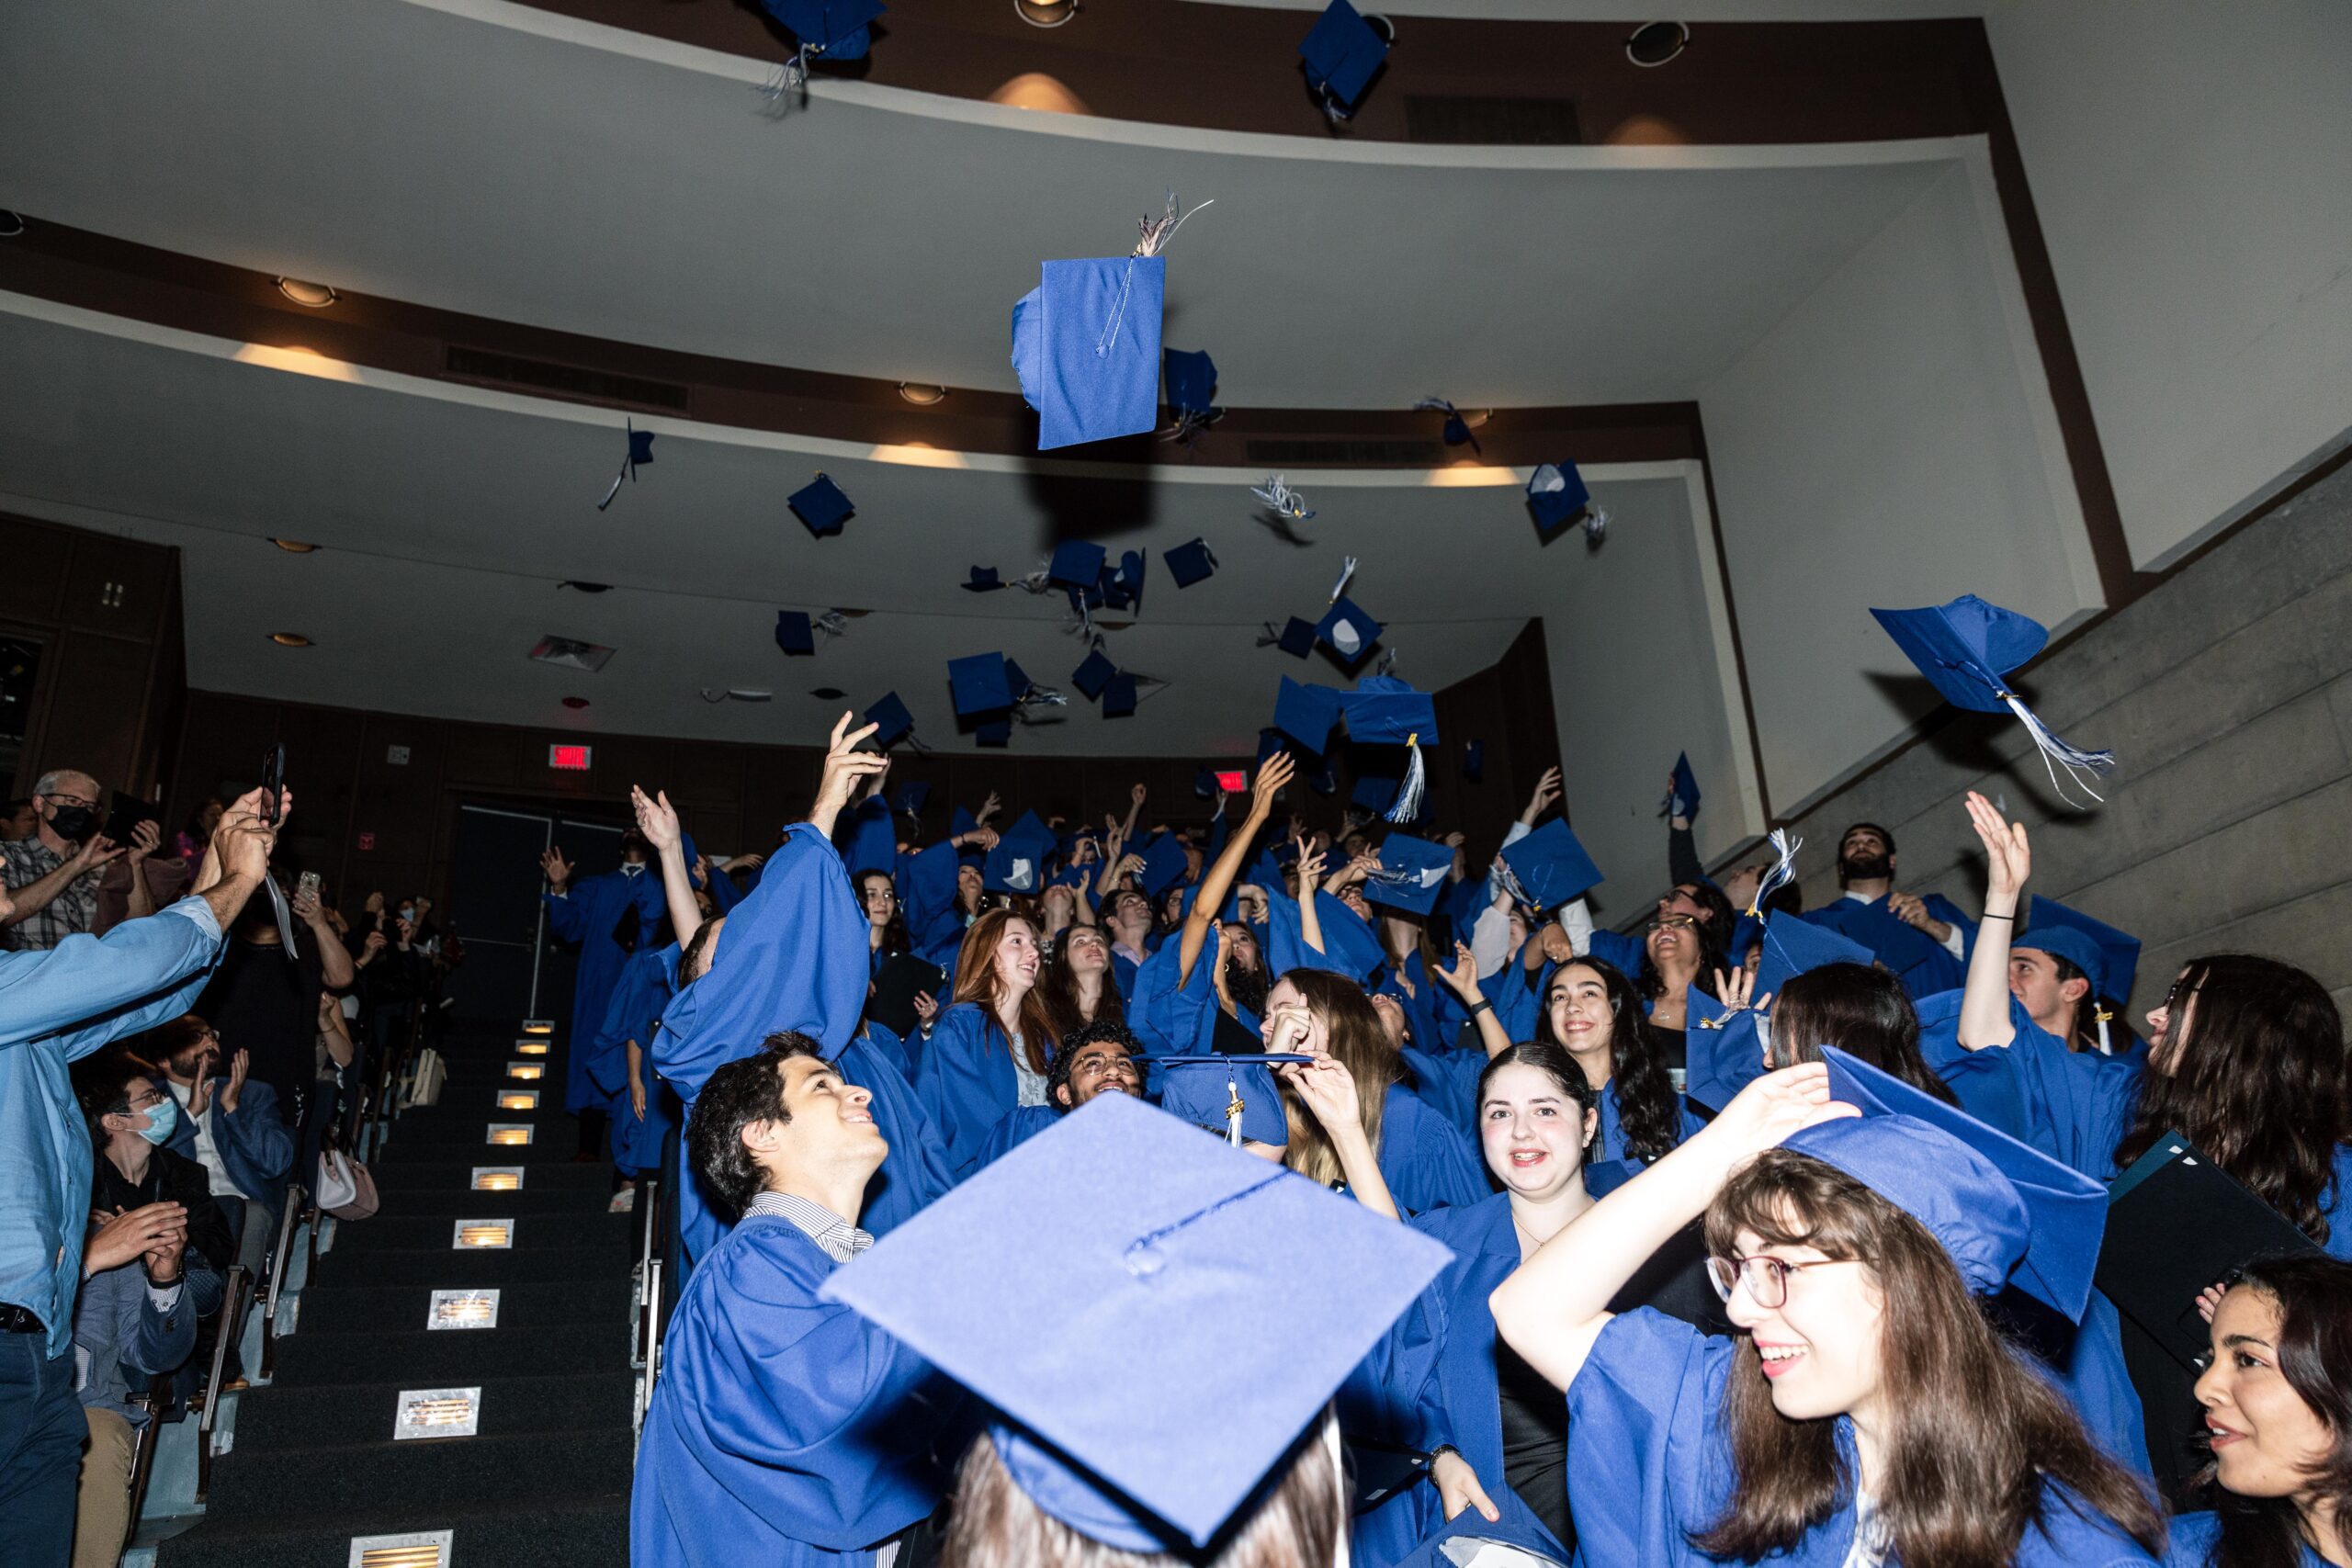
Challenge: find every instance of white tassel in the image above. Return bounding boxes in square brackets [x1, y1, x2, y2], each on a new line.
[2000, 693, 2115, 807]
[1251, 475, 1316, 522]
[1384, 734, 1426, 825]
[1226, 1073, 1244, 1146]
[2094, 1003, 2113, 1056]
[1748, 828, 1802, 918]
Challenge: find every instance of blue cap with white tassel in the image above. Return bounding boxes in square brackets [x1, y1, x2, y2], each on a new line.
[1340, 676, 1437, 826]
[762, 0, 884, 96]
[1871, 595, 2114, 805]
[596, 421, 654, 511]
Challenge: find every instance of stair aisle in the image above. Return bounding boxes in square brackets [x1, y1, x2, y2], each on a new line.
[159, 1025, 637, 1568]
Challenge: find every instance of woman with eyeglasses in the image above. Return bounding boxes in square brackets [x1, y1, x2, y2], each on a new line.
[2171, 1255, 2352, 1568]
[1490, 1061, 2166, 1567]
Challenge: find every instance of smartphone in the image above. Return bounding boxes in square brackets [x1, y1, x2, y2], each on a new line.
[101, 795, 160, 848]
[259, 743, 286, 826]
[298, 870, 322, 906]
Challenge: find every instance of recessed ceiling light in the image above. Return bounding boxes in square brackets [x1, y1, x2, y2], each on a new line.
[0, 212, 23, 239]
[268, 632, 313, 648]
[561, 696, 591, 710]
[809, 686, 846, 701]
[1013, 0, 1077, 28]
[528, 636, 616, 672]
[267, 537, 320, 553]
[558, 581, 612, 593]
[1625, 21, 1689, 67]
[897, 383, 947, 406]
[276, 276, 340, 308]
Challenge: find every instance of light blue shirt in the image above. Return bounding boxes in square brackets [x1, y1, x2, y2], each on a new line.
[0, 897, 227, 1358]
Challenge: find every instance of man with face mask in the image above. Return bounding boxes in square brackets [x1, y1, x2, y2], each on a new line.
[539, 824, 670, 1161]
[0, 769, 125, 952]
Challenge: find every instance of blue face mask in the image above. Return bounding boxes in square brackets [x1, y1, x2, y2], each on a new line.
[132, 1095, 178, 1145]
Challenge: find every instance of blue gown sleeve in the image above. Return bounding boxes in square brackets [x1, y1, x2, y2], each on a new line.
[1912, 989, 2041, 1146]
[543, 885, 591, 943]
[1988, 1003, 2142, 1180]
[1588, 927, 1644, 976]
[901, 841, 962, 953]
[1565, 1308, 1740, 1568]
[1377, 1087, 1491, 1213]
[909, 1005, 1019, 1163]
[2, 899, 225, 1056]
[1126, 941, 1216, 1056]
[1398, 1045, 1483, 1139]
[836, 1034, 953, 1238]
[1264, 889, 1385, 983]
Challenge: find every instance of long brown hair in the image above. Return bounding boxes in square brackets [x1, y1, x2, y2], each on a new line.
[1695, 1149, 2165, 1566]
[2194, 1255, 2352, 1568]
[1275, 969, 1398, 1189]
[952, 910, 1057, 1076]
[2117, 955, 2350, 1244]
[1038, 925, 1126, 1043]
[1768, 963, 1958, 1106]
[1533, 956, 1684, 1165]
[940, 1417, 1342, 1568]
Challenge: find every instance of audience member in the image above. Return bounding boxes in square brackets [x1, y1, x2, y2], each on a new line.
[2, 768, 130, 952]
[144, 1015, 294, 1273]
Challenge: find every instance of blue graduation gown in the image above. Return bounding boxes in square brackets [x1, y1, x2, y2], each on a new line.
[1566, 1309, 2160, 1567]
[1379, 1085, 1491, 1213]
[953, 1103, 1060, 1180]
[630, 1215, 959, 1567]
[601, 945, 683, 1178]
[1266, 888, 1385, 985]
[1798, 895, 1967, 999]
[1585, 926, 1644, 978]
[544, 865, 667, 1112]
[1400, 1044, 1484, 1139]
[1126, 940, 1216, 1057]
[2163, 1511, 2326, 1567]
[910, 1003, 1035, 1165]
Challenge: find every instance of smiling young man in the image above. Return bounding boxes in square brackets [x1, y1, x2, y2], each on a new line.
[632, 1032, 963, 1568]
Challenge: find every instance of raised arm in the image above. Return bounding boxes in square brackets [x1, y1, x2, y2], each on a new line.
[633, 785, 705, 952]
[1434, 941, 1512, 1059]
[1490, 1064, 1849, 1392]
[1956, 791, 2030, 1051]
[1294, 839, 1329, 955]
[804, 712, 888, 841]
[1175, 754, 1292, 987]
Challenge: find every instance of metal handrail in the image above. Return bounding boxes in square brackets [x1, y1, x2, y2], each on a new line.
[123, 1371, 173, 1530]
[195, 1264, 252, 1504]
[259, 1183, 306, 1382]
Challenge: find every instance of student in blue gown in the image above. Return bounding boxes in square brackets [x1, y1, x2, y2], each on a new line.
[854, 868, 911, 980]
[953, 1021, 1143, 1179]
[1491, 1055, 2167, 1568]
[1796, 821, 1972, 998]
[910, 908, 1056, 1163]
[1036, 923, 1125, 1044]
[630, 1034, 964, 1567]
[600, 940, 681, 1206]
[537, 824, 668, 1128]
[1532, 953, 1700, 1169]
[650, 716, 953, 1260]
[2167, 1255, 2352, 1568]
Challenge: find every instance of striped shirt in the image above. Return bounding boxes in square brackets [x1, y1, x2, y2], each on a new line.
[745, 1190, 874, 1263]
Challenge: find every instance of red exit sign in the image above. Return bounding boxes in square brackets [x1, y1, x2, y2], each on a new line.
[1215, 770, 1248, 794]
[548, 744, 594, 772]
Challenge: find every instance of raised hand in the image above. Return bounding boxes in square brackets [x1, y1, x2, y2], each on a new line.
[631, 785, 683, 852]
[810, 713, 889, 838]
[73, 832, 127, 874]
[1521, 765, 1564, 826]
[1249, 753, 1295, 818]
[1129, 783, 1148, 809]
[910, 989, 940, 1028]
[1434, 940, 1483, 1003]
[85, 1202, 187, 1277]
[1708, 1063, 1856, 1156]
[1279, 1052, 1362, 1135]
[539, 847, 572, 891]
[1293, 834, 1328, 891]
[220, 1047, 249, 1115]
[977, 791, 1003, 827]
[1964, 790, 2030, 908]
[128, 818, 161, 866]
[1713, 964, 1760, 1012]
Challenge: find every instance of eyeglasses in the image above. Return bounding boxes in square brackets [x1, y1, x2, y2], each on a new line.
[42, 791, 97, 810]
[2160, 973, 2200, 1013]
[1645, 915, 1698, 935]
[1705, 1253, 1850, 1310]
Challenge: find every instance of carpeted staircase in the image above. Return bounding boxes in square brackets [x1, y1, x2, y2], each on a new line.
[158, 1024, 637, 1568]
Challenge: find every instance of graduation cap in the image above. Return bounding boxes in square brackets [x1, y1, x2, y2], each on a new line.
[1012, 196, 1211, 452]
[1193, 766, 1219, 800]
[788, 473, 854, 538]
[1351, 773, 1401, 812]
[1153, 1056, 1306, 1147]
[892, 781, 930, 818]
[1363, 832, 1452, 917]
[1272, 676, 1342, 753]
[1414, 397, 1482, 452]
[1315, 596, 1382, 671]
[1341, 676, 1437, 826]
[975, 717, 1012, 748]
[1788, 1046, 2108, 1319]
[864, 691, 914, 748]
[1166, 538, 1217, 589]
[819, 1095, 1451, 1551]
[839, 796, 898, 877]
[1462, 739, 1485, 784]
[1049, 541, 1106, 590]
[764, 0, 883, 63]
[1071, 648, 1118, 702]
[1298, 0, 1391, 121]
[1163, 348, 1218, 422]
[595, 420, 654, 511]
[1102, 671, 1140, 719]
[2017, 894, 2139, 1004]
[948, 652, 1017, 722]
[1871, 594, 2115, 805]
[1134, 831, 1190, 897]
[962, 567, 1005, 592]
[1496, 819, 1604, 915]
[1661, 751, 1701, 820]
[984, 811, 1058, 895]
[774, 610, 816, 657]
[1527, 460, 1605, 545]
[1115, 550, 1147, 614]
[1264, 616, 1317, 660]
[1751, 911, 1874, 1004]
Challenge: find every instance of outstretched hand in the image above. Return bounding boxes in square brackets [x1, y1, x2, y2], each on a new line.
[630, 785, 683, 852]
[1964, 790, 2030, 908]
[1521, 765, 1563, 826]
[1248, 753, 1294, 818]
[1434, 941, 1483, 1003]
[538, 847, 572, 891]
[810, 713, 889, 838]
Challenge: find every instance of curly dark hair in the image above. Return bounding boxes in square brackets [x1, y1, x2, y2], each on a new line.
[1046, 1020, 1142, 1112]
[1533, 954, 1685, 1167]
[684, 1032, 827, 1220]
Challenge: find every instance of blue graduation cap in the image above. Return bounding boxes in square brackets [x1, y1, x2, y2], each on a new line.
[596, 420, 655, 511]
[839, 796, 898, 878]
[1273, 616, 1317, 660]
[1166, 538, 1217, 589]
[975, 717, 1012, 748]
[948, 652, 1016, 721]
[1298, 0, 1390, 118]
[1163, 348, 1217, 419]
[1526, 460, 1592, 537]
[1417, 397, 1481, 451]
[1340, 675, 1437, 749]
[1193, 766, 1218, 800]
[763, 0, 883, 62]
[1012, 254, 1166, 451]
[1050, 540, 1107, 590]
[1751, 911, 1874, 1004]
[1363, 833, 1453, 916]
[1134, 831, 1190, 897]
[1351, 773, 1400, 811]
[1154, 1056, 1303, 1147]
[1255, 728, 1288, 766]
[864, 691, 914, 748]
[892, 782, 930, 818]
[775, 610, 816, 657]
[985, 811, 1058, 895]
[1871, 594, 2114, 804]
[2018, 894, 2140, 1006]
[1463, 739, 1485, 784]
[1272, 676, 1341, 753]
[1662, 751, 1701, 820]
[1789, 1046, 2109, 1318]
[962, 566, 1004, 592]
[1114, 550, 1147, 615]
[819, 1094, 1451, 1552]
[1071, 649, 1117, 701]
[1102, 671, 1139, 719]
[1497, 820, 1602, 914]
[1315, 597, 1382, 671]
[788, 473, 854, 537]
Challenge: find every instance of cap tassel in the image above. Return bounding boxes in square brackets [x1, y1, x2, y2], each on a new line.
[596, 418, 641, 512]
[1998, 692, 2115, 807]
[1747, 828, 1802, 918]
[1251, 475, 1316, 523]
[1384, 735, 1426, 826]
[2093, 1002, 2113, 1056]
[1225, 1075, 1244, 1146]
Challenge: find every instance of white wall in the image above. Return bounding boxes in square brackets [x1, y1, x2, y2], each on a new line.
[1700, 153, 2101, 818]
[1984, 0, 2352, 569]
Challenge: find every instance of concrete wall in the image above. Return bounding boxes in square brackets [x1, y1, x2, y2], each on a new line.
[1984, 0, 2352, 570]
[1762, 457, 2352, 1024]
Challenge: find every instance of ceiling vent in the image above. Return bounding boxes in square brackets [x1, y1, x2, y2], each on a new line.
[529, 636, 615, 672]
[445, 345, 691, 413]
[1245, 438, 1447, 467]
[1403, 95, 1581, 146]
